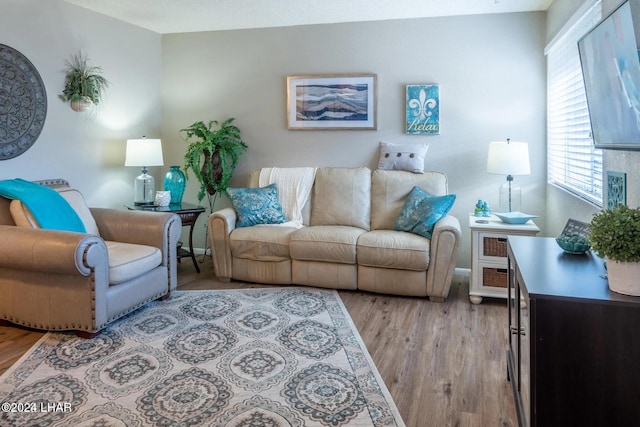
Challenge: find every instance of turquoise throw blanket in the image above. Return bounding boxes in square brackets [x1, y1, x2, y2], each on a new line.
[0, 179, 86, 233]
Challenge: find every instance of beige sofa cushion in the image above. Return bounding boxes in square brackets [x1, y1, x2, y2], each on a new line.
[370, 169, 448, 230]
[357, 230, 430, 271]
[9, 188, 100, 235]
[311, 167, 371, 230]
[290, 225, 365, 264]
[230, 226, 297, 261]
[105, 241, 162, 284]
[57, 188, 100, 235]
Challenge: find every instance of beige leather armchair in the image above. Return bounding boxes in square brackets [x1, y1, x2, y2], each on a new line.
[0, 179, 182, 337]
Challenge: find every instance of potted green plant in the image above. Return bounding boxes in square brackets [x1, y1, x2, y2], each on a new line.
[59, 52, 110, 112]
[181, 118, 248, 207]
[589, 204, 640, 296]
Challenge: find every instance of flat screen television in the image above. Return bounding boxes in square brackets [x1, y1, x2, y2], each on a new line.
[578, 0, 640, 150]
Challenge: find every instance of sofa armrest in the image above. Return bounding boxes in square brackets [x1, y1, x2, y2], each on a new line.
[0, 225, 111, 332]
[0, 225, 108, 276]
[432, 215, 461, 238]
[208, 208, 237, 280]
[427, 215, 461, 300]
[91, 208, 181, 252]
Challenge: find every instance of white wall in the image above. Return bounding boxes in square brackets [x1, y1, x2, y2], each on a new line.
[1, 0, 162, 208]
[546, 0, 593, 42]
[161, 12, 547, 268]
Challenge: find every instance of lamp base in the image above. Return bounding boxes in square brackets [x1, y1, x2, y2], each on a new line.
[134, 171, 155, 206]
[498, 179, 522, 213]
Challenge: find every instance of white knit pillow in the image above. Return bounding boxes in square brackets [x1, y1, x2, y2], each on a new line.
[378, 142, 429, 174]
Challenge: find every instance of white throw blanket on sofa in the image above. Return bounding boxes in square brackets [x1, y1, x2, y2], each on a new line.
[259, 167, 317, 228]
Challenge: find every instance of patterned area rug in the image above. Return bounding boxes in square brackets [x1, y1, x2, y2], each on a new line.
[0, 288, 404, 426]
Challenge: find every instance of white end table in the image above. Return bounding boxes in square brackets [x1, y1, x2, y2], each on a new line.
[468, 213, 539, 304]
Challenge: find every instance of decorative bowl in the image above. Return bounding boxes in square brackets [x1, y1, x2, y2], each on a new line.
[493, 212, 538, 224]
[556, 233, 591, 254]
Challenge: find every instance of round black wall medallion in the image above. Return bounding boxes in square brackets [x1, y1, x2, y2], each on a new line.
[0, 44, 47, 160]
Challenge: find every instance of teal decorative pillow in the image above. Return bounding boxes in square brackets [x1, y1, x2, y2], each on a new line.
[393, 186, 456, 239]
[227, 184, 286, 227]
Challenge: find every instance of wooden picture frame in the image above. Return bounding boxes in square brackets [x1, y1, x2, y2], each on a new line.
[286, 74, 377, 130]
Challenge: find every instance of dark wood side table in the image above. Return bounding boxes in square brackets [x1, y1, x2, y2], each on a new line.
[126, 203, 205, 273]
[507, 236, 640, 427]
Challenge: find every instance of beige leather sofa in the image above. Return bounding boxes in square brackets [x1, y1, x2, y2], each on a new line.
[209, 167, 461, 301]
[0, 179, 182, 336]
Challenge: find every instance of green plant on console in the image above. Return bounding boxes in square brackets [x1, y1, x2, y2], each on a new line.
[59, 52, 110, 111]
[589, 204, 640, 263]
[181, 118, 248, 205]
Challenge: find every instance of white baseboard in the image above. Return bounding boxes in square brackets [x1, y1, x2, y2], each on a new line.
[454, 267, 470, 277]
[185, 247, 209, 256]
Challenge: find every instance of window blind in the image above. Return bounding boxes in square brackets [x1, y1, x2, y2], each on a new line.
[546, 0, 603, 207]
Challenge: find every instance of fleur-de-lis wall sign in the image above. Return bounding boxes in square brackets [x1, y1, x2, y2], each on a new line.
[406, 85, 439, 134]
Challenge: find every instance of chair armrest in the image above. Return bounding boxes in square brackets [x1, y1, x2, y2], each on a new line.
[427, 215, 461, 300]
[91, 208, 181, 250]
[0, 225, 108, 276]
[91, 208, 181, 292]
[208, 208, 237, 280]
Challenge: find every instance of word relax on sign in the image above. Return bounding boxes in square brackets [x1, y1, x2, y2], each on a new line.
[407, 118, 439, 132]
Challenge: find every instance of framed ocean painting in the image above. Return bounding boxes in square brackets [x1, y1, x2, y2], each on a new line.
[406, 84, 439, 134]
[286, 74, 377, 130]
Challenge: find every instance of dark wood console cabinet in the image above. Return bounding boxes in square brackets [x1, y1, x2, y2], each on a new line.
[507, 236, 640, 427]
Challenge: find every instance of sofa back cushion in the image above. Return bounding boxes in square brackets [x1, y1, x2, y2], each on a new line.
[8, 187, 100, 235]
[371, 169, 448, 230]
[311, 167, 371, 230]
[57, 188, 100, 235]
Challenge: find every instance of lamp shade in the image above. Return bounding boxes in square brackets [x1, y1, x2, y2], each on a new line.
[125, 138, 164, 167]
[486, 140, 531, 176]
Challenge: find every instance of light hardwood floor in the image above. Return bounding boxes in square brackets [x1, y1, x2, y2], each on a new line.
[0, 258, 517, 427]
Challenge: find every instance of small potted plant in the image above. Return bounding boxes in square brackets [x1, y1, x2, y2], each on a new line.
[589, 204, 640, 296]
[59, 52, 110, 112]
[181, 118, 248, 208]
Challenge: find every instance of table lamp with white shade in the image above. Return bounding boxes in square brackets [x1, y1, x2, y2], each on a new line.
[125, 137, 164, 206]
[486, 138, 531, 212]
